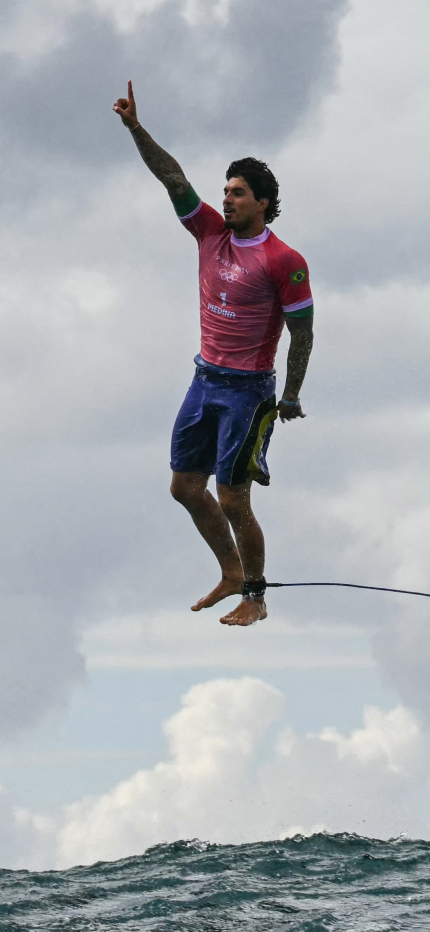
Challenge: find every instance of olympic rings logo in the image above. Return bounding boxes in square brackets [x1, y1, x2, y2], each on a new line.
[219, 269, 238, 283]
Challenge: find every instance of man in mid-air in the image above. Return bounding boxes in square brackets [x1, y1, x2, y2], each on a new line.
[114, 82, 314, 627]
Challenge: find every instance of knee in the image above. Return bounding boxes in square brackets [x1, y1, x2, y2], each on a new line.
[170, 476, 188, 505]
[170, 474, 205, 508]
[218, 487, 246, 522]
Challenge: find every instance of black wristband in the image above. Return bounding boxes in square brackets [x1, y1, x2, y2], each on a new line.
[242, 577, 267, 600]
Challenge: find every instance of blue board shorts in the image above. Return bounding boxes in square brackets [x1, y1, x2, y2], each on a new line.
[171, 364, 278, 486]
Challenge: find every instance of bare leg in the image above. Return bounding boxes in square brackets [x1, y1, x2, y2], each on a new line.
[217, 481, 267, 626]
[170, 472, 243, 609]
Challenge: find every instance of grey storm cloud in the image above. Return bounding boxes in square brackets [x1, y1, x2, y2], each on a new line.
[373, 606, 430, 725]
[0, 594, 85, 740]
[1, 0, 429, 749]
[1, 0, 348, 169]
[307, 219, 430, 292]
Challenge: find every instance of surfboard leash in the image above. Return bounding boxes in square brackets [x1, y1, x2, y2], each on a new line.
[265, 581, 430, 598]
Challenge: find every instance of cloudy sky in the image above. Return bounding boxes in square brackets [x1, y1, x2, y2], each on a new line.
[0, 0, 430, 870]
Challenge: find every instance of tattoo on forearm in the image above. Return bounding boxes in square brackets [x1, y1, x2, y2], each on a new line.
[284, 330, 313, 397]
[130, 125, 189, 198]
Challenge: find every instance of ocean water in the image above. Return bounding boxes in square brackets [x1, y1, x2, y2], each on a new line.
[1, 834, 429, 931]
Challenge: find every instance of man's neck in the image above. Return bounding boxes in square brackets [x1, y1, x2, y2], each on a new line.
[229, 220, 266, 239]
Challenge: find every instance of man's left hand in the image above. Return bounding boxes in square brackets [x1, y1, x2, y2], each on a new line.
[277, 399, 306, 423]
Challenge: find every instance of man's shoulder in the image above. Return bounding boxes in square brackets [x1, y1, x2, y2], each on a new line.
[264, 229, 306, 267]
[174, 189, 226, 243]
[264, 230, 311, 297]
[197, 204, 229, 241]
[188, 202, 227, 246]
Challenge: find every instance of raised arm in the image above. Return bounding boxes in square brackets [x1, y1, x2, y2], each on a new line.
[278, 317, 313, 422]
[113, 81, 190, 200]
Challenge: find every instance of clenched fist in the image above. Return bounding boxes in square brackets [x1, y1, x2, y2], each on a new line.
[277, 399, 306, 423]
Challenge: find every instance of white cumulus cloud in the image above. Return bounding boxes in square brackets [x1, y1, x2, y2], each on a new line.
[0, 678, 429, 870]
[318, 705, 420, 772]
[56, 677, 284, 866]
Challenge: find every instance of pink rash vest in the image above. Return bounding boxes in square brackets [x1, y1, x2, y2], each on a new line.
[173, 187, 313, 372]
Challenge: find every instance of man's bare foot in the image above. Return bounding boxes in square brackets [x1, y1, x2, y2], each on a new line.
[191, 575, 244, 611]
[220, 597, 267, 626]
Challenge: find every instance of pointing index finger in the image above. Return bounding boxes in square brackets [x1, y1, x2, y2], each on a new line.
[128, 79, 134, 101]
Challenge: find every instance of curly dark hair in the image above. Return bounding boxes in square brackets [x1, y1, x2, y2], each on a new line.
[226, 157, 281, 224]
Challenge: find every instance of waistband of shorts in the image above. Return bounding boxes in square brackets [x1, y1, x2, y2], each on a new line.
[195, 365, 276, 385]
[194, 353, 275, 379]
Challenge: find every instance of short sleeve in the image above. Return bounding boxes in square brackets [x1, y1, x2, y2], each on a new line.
[170, 185, 225, 243]
[269, 249, 314, 319]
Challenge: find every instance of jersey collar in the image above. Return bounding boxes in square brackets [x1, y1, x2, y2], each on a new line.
[230, 227, 271, 248]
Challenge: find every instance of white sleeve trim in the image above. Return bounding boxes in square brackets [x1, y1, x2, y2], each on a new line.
[179, 200, 203, 221]
[282, 296, 313, 313]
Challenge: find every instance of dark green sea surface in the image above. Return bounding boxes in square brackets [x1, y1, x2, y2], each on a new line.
[1, 834, 429, 931]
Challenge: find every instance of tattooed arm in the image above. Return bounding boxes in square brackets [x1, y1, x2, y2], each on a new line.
[113, 81, 190, 199]
[277, 317, 313, 422]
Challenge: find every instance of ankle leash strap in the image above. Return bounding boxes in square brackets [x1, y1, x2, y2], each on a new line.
[242, 577, 266, 599]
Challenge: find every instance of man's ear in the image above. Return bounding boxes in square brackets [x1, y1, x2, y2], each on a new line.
[259, 198, 269, 214]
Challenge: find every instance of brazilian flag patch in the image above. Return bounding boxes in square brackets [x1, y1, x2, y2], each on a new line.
[290, 268, 307, 284]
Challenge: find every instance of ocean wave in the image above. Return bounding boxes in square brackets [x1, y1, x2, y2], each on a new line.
[1, 833, 429, 930]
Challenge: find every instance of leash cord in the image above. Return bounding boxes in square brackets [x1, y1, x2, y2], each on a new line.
[265, 582, 430, 598]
